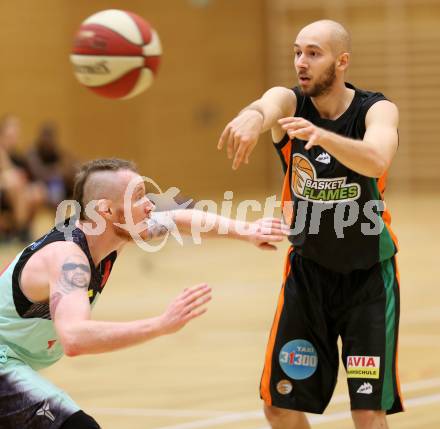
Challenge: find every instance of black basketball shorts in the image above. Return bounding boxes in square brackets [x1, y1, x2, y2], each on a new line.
[260, 249, 403, 414]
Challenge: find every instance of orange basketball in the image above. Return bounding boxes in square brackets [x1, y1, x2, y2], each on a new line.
[292, 156, 314, 195]
[70, 9, 161, 99]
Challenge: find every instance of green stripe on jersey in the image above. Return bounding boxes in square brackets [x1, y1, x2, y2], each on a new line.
[369, 179, 395, 261]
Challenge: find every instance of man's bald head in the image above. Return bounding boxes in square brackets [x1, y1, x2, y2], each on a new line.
[294, 20, 351, 97]
[297, 20, 351, 56]
[73, 158, 138, 220]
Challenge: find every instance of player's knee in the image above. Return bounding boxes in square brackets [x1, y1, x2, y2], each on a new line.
[264, 404, 306, 428]
[351, 409, 386, 429]
[60, 410, 101, 429]
[264, 403, 282, 423]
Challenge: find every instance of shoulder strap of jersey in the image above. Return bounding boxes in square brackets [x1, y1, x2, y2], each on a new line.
[292, 86, 306, 117]
[357, 91, 389, 136]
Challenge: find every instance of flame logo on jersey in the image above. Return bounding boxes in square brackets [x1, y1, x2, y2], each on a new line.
[291, 154, 360, 203]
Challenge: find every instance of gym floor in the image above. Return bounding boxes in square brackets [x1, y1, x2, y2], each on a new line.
[1, 191, 439, 429]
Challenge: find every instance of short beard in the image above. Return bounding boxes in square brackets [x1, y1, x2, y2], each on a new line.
[113, 209, 135, 241]
[300, 62, 336, 97]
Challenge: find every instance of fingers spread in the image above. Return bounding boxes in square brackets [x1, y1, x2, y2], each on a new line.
[183, 306, 208, 322]
[180, 283, 210, 301]
[226, 134, 235, 160]
[232, 146, 247, 170]
[184, 294, 212, 314]
[218, 126, 231, 150]
[243, 146, 252, 165]
[233, 132, 243, 153]
[182, 284, 211, 306]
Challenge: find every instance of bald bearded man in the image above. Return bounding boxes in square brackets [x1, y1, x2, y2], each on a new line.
[0, 158, 287, 429]
[218, 20, 402, 429]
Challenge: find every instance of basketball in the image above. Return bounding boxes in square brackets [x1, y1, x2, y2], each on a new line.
[70, 9, 162, 100]
[292, 155, 314, 195]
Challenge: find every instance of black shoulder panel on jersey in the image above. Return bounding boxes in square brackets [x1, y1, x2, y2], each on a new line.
[11, 219, 118, 319]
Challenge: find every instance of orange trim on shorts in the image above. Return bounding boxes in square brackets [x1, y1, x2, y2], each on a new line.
[261, 141, 294, 403]
[261, 246, 293, 404]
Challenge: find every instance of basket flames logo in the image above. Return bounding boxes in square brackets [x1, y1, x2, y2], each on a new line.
[291, 153, 360, 203]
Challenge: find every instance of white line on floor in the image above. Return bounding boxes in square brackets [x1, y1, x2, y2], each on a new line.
[87, 408, 228, 418]
[252, 393, 440, 428]
[88, 372, 440, 429]
[89, 376, 440, 419]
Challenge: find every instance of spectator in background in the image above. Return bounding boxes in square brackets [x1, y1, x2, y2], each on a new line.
[0, 114, 46, 243]
[27, 122, 76, 207]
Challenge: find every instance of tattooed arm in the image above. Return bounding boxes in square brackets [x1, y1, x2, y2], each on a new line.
[47, 242, 211, 356]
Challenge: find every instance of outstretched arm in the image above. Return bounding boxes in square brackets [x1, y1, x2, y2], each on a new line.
[173, 210, 288, 250]
[47, 242, 211, 356]
[278, 100, 399, 178]
[217, 87, 296, 170]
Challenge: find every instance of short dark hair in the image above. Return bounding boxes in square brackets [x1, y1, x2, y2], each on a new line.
[73, 158, 138, 220]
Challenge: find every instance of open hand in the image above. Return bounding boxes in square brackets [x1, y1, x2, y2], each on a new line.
[217, 110, 263, 170]
[159, 284, 212, 335]
[247, 217, 289, 251]
[278, 117, 327, 150]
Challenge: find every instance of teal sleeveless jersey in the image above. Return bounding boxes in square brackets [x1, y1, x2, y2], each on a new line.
[0, 223, 117, 370]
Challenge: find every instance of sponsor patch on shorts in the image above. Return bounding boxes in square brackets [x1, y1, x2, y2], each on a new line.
[357, 382, 373, 394]
[276, 379, 293, 395]
[347, 356, 380, 379]
[279, 339, 318, 380]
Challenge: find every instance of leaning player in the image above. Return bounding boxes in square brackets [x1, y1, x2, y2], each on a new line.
[0, 158, 286, 429]
[218, 19, 402, 429]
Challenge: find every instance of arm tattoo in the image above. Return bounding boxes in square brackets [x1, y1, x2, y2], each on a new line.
[57, 255, 91, 294]
[49, 291, 63, 320]
[49, 255, 91, 320]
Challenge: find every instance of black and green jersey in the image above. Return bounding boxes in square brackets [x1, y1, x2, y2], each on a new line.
[274, 83, 398, 272]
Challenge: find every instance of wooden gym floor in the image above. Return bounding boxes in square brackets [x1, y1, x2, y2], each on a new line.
[1, 191, 439, 429]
